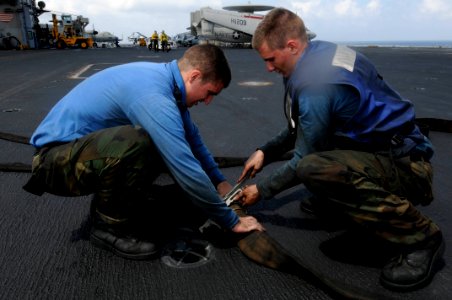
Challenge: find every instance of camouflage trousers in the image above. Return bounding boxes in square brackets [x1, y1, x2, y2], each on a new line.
[25, 125, 166, 223]
[296, 150, 440, 245]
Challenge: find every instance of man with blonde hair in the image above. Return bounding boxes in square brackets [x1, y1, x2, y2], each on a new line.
[238, 7, 443, 291]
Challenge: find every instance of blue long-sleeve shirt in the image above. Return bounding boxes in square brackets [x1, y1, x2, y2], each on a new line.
[30, 60, 239, 229]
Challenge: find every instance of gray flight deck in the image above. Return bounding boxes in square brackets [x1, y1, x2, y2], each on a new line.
[0, 45, 451, 299]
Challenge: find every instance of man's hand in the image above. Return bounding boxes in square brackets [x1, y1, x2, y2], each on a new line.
[238, 184, 261, 206]
[231, 216, 265, 233]
[216, 181, 233, 197]
[238, 150, 265, 182]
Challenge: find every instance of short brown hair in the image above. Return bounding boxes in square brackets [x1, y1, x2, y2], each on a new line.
[178, 44, 231, 88]
[252, 8, 307, 50]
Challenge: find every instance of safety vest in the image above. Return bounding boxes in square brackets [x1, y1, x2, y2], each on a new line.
[285, 41, 432, 158]
[160, 33, 168, 42]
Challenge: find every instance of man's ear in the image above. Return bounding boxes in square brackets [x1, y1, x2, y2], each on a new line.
[287, 39, 301, 54]
[189, 69, 201, 83]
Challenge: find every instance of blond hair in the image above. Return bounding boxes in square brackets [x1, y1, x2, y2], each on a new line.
[252, 8, 307, 50]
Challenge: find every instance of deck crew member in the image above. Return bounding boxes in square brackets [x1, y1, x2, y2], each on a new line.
[24, 44, 264, 260]
[238, 7, 444, 291]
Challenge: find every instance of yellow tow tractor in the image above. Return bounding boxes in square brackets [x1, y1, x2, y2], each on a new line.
[138, 37, 147, 47]
[51, 14, 94, 49]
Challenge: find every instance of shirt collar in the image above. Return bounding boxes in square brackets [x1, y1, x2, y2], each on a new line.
[169, 60, 187, 109]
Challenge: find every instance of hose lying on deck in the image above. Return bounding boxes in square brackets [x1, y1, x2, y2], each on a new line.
[1, 117, 451, 173]
[228, 201, 380, 299]
[0, 132, 294, 172]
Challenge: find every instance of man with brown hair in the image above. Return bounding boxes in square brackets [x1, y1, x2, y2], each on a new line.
[238, 7, 444, 291]
[24, 44, 264, 260]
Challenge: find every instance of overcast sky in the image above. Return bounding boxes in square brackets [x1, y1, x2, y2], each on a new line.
[38, 0, 452, 42]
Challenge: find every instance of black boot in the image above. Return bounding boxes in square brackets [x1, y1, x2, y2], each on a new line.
[380, 232, 445, 291]
[89, 200, 159, 260]
[90, 225, 159, 260]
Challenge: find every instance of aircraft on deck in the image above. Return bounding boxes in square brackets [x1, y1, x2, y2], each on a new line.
[190, 5, 316, 45]
[94, 32, 121, 43]
[127, 32, 148, 46]
[86, 30, 121, 47]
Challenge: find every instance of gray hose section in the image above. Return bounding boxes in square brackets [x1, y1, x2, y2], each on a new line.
[1, 117, 451, 173]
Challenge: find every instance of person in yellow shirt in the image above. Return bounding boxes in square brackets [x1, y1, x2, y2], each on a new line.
[150, 30, 159, 51]
[160, 30, 169, 52]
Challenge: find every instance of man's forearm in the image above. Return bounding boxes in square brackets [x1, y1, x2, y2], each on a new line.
[259, 128, 296, 165]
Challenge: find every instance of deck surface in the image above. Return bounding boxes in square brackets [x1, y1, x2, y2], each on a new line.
[1, 45, 451, 299]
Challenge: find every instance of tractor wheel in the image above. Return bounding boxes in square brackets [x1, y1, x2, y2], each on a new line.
[79, 40, 88, 49]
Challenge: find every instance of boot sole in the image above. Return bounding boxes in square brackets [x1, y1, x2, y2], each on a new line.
[90, 233, 159, 260]
[380, 238, 445, 291]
